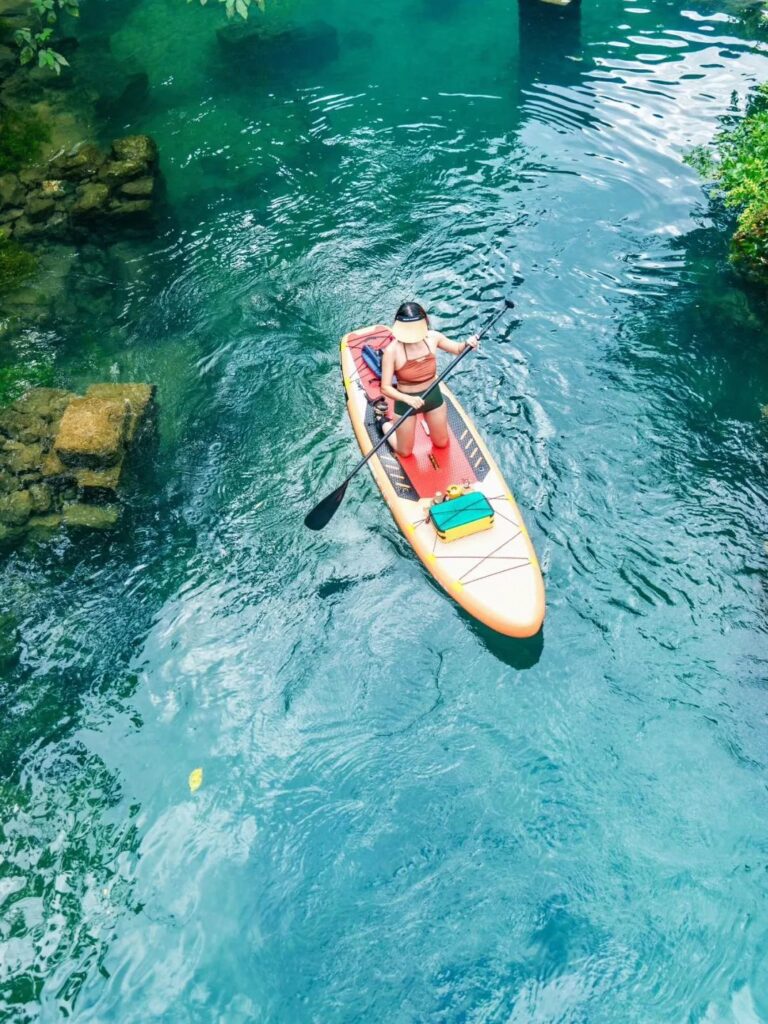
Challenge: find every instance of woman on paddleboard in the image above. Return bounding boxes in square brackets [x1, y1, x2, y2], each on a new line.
[377, 302, 479, 458]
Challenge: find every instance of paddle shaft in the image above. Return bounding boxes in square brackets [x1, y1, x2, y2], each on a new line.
[338, 302, 512, 489]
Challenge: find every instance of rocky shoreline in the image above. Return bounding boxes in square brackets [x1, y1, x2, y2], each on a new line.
[0, 382, 155, 544]
[0, 133, 161, 244]
[0, 2, 163, 547]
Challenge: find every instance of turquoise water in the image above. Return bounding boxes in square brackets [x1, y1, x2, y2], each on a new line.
[2, 0, 768, 1019]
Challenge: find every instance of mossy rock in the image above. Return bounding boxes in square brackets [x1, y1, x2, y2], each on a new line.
[54, 396, 128, 467]
[71, 181, 110, 219]
[110, 135, 157, 166]
[85, 383, 154, 441]
[0, 521, 24, 545]
[26, 512, 63, 534]
[48, 143, 106, 182]
[0, 406, 49, 442]
[0, 487, 32, 526]
[12, 387, 72, 421]
[0, 440, 43, 474]
[27, 481, 51, 512]
[62, 501, 119, 529]
[0, 172, 24, 208]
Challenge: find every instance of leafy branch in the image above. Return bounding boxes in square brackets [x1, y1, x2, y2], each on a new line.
[686, 83, 768, 283]
[13, 0, 79, 75]
[10, 0, 261, 76]
[190, 0, 266, 17]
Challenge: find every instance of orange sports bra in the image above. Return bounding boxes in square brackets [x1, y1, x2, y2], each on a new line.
[395, 339, 436, 385]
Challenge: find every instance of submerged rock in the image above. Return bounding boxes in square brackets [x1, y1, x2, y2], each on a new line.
[98, 159, 148, 187]
[74, 464, 122, 497]
[55, 395, 128, 468]
[24, 194, 56, 222]
[0, 441, 44, 476]
[85, 383, 154, 442]
[94, 71, 150, 121]
[71, 182, 110, 219]
[217, 19, 339, 74]
[28, 482, 51, 513]
[27, 512, 63, 532]
[0, 488, 32, 526]
[13, 387, 72, 421]
[0, 173, 25, 209]
[111, 135, 157, 166]
[107, 198, 152, 219]
[0, 407, 48, 443]
[0, 382, 156, 549]
[62, 502, 119, 529]
[3, 134, 162, 243]
[41, 448, 71, 481]
[48, 143, 106, 182]
[120, 176, 154, 198]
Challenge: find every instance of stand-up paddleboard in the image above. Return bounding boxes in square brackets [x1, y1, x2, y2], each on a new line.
[340, 325, 546, 638]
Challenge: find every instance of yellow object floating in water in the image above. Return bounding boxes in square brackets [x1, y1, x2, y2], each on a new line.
[188, 767, 203, 793]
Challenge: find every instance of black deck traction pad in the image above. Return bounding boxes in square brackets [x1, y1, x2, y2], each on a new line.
[363, 401, 420, 502]
[450, 401, 491, 482]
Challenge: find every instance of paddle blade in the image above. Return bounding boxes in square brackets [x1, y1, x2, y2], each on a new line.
[304, 480, 349, 531]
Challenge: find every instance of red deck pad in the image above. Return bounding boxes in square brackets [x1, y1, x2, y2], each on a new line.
[346, 327, 478, 498]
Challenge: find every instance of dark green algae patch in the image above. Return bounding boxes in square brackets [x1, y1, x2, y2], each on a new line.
[0, 104, 49, 298]
[0, 234, 37, 295]
[0, 106, 50, 174]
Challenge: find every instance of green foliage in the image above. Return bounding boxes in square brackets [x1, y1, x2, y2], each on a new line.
[0, 107, 50, 172]
[0, 235, 38, 295]
[8, 0, 257, 73]
[738, 0, 768, 37]
[189, 0, 265, 19]
[11, 0, 78, 75]
[686, 83, 768, 284]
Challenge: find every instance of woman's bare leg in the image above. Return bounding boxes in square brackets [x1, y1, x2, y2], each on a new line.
[425, 403, 449, 447]
[383, 415, 417, 457]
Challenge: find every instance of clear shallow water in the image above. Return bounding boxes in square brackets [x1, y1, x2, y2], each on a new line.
[2, 0, 768, 1020]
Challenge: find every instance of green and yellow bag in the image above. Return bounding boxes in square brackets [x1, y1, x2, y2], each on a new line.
[429, 491, 495, 542]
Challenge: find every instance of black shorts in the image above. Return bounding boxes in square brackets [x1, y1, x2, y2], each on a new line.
[394, 384, 444, 417]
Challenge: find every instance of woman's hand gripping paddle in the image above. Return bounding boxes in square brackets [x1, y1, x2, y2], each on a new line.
[304, 298, 516, 531]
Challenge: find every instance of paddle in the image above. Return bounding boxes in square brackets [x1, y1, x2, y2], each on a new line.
[304, 298, 516, 531]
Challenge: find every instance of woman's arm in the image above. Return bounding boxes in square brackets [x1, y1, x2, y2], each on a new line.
[380, 345, 425, 410]
[434, 331, 479, 356]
